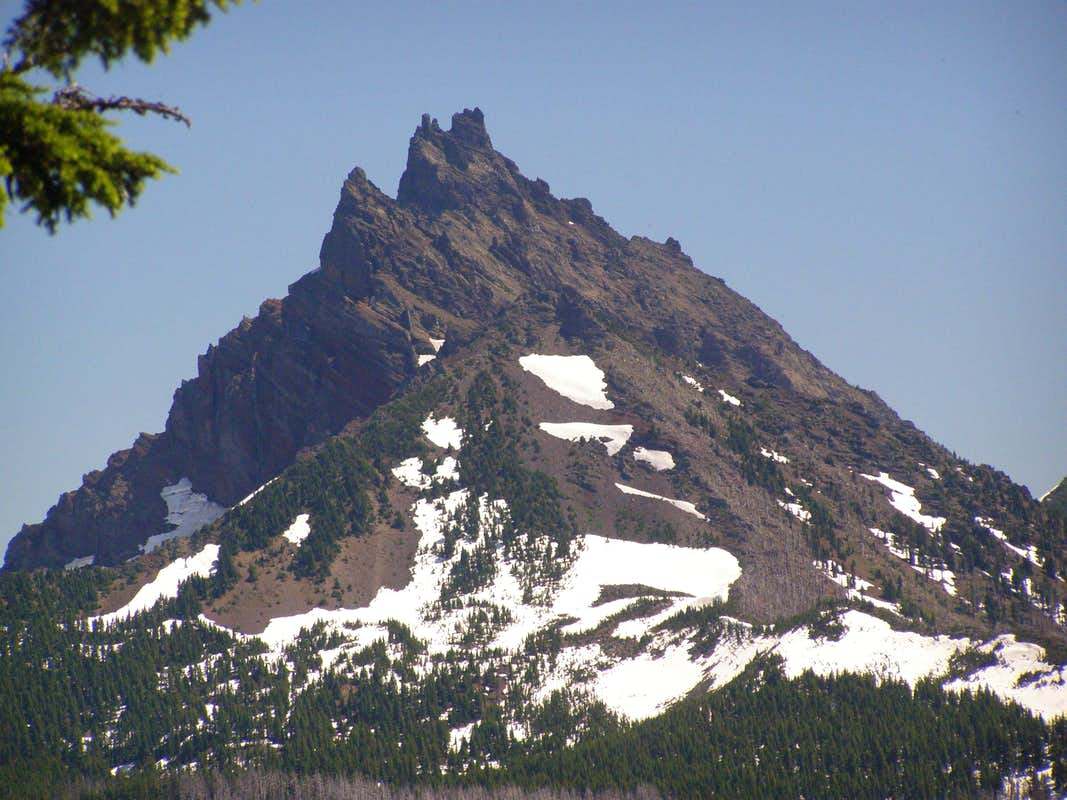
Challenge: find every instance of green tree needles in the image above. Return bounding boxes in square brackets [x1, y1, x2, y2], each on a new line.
[0, 0, 240, 232]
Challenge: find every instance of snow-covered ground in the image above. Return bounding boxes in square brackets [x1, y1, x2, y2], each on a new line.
[760, 447, 788, 464]
[778, 498, 811, 522]
[681, 375, 704, 392]
[422, 415, 464, 450]
[519, 354, 614, 409]
[945, 636, 1067, 720]
[65, 555, 95, 571]
[92, 544, 220, 626]
[391, 456, 460, 489]
[282, 514, 311, 546]
[976, 517, 1043, 567]
[111, 414, 1066, 728]
[717, 389, 741, 407]
[772, 610, 963, 685]
[142, 479, 226, 553]
[615, 482, 706, 520]
[861, 472, 945, 532]
[538, 422, 633, 456]
[633, 447, 674, 471]
[868, 527, 956, 597]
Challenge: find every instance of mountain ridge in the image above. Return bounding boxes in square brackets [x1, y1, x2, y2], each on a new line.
[3, 108, 1066, 798]
[8, 107, 891, 571]
[8, 109, 1065, 640]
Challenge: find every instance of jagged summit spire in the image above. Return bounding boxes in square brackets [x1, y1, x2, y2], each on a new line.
[413, 107, 491, 149]
[397, 106, 513, 213]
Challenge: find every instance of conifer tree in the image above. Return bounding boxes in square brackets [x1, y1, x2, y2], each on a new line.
[1, 0, 242, 232]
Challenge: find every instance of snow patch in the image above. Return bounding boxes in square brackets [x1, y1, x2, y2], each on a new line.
[633, 447, 675, 471]
[869, 527, 957, 597]
[976, 517, 1043, 567]
[391, 456, 460, 489]
[238, 477, 277, 507]
[774, 609, 964, 685]
[282, 514, 311, 546]
[417, 354, 436, 366]
[717, 389, 741, 407]
[93, 544, 220, 626]
[429, 338, 445, 353]
[65, 555, 95, 571]
[538, 422, 633, 456]
[392, 457, 429, 489]
[778, 499, 811, 522]
[813, 560, 901, 613]
[422, 415, 463, 450]
[945, 636, 1067, 721]
[681, 375, 704, 392]
[449, 722, 475, 752]
[760, 447, 788, 464]
[861, 472, 945, 532]
[519, 354, 614, 409]
[615, 483, 706, 520]
[592, 641, 708, 720]
[143, 478, 226, 553]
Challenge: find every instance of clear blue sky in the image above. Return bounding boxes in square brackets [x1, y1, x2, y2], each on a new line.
[1, 1, 1064, 561]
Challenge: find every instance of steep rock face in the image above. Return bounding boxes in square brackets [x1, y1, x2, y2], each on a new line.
[2, 109, 1046, 577]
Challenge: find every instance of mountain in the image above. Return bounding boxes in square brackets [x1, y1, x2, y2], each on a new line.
[1043, 478, 1067, 517]
[3, 109, 1066, 799]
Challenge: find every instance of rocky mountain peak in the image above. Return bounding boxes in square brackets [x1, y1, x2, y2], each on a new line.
[397, 107, 525, 215]
[5, 108, 1067, 797]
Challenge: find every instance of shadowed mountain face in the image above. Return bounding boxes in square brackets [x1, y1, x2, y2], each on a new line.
[5, 110, 1064, 645]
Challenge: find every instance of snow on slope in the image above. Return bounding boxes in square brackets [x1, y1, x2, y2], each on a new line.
[556, 535, 740, 631]
[868, 527, 957, 597]
[773, 610, 963, 685]
[633, 447, 674, 471]
[173, 419, 1065, 725]
[778, 498, 811, 522]
[615, 482, 706, 520]
[93, 544, 220, 626]
[422, 415, 463, 450]
[391, 456, 460, 489]
[976, 516, 1043, 567]
[282, 514, 310, 546]
[760, 447, 788, 464]
[538, 422, 633, 456]
[717, 389, 742, 407]
[945, 636, 1067, 720]
[861, 472, 946, 532]
[238, 477, 277, 507]
[142, 479, 226, 553]
[519, 354, 614, 409]
[681, 375, 704, 392]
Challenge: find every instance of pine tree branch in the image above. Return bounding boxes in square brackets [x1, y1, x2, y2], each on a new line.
[51, 85, 191, 126]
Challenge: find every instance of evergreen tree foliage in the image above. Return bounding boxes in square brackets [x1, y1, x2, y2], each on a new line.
[0, 0, 241, 231]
